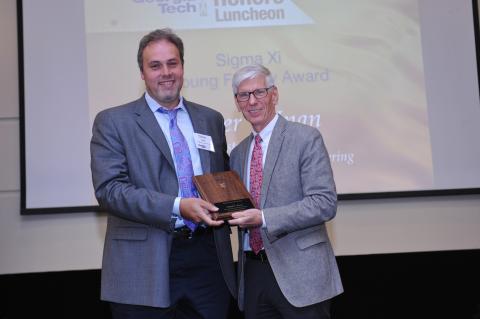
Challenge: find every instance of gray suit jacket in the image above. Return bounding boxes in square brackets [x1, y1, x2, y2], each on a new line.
[230, 115, 343, 309]
[90, 95, 236, 307]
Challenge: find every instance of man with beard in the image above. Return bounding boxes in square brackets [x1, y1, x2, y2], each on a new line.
[90, 28, 236, 319]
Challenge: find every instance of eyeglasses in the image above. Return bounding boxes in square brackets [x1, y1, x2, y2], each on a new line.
[235, 86, 274, 102]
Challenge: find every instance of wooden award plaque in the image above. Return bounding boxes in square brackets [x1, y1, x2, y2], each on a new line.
[193, 171, 255, 220]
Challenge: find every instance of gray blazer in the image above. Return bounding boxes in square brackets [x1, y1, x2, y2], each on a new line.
[230, 115, 343, 309]
[90, 95, 236, 307]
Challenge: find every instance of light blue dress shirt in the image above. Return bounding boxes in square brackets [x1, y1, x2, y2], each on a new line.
[145, 92, 203, 228]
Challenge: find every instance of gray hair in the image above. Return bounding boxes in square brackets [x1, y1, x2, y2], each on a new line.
[231, 64, 275, 94]
[137, 28, 184, 72]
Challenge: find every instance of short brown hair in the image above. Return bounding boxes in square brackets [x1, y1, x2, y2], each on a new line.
[137, 28, 184, 71]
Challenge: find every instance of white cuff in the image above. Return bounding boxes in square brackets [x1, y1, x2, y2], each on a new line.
[261, 210, 266, 228]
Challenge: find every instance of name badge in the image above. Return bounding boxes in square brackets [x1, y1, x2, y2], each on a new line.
[194, 133, 215, 152]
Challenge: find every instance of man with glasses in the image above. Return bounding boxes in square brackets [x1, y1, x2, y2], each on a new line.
[229, 64, 343, 319]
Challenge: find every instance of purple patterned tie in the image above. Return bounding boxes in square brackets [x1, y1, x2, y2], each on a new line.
[159, 108, 197, 231]
[249, 134, 264, 254]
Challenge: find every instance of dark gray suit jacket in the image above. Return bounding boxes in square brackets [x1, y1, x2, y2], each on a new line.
[230, 115, 343, 309]
[90, 95, 236, 307]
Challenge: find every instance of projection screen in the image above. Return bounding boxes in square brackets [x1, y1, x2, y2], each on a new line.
[19, 0, 480, 214]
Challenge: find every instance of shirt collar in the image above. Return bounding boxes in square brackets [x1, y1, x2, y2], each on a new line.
[252, 113, 279, 141]
[144, 91, 186, 113]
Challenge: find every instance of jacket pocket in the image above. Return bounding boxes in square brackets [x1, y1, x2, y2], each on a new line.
[111, 226, 148, 241]
[295, 230, 327, 250]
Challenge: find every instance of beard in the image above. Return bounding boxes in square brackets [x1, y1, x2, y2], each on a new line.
[150, 83, 181, 108]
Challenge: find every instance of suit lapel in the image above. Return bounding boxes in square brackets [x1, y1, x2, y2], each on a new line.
[241, 134, 254, 185]
[261, 115, 287, 208]
[134, 96, 175, 169]
[238, 135, 253, 245]
[184, 100, 211, 174]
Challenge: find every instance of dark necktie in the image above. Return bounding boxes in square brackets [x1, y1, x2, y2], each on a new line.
[249, 134, 264, 254]
[158, 107, 197, 231]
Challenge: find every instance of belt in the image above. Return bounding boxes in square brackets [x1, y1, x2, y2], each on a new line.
[245, 250, 268, 263]
[172, 225, 212, 240]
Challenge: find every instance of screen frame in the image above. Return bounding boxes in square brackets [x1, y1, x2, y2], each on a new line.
[17, 0, 480, 215]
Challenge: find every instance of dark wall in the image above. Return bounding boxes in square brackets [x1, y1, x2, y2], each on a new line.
[1, 250, 479, 319]
[331, 249, 480, 319]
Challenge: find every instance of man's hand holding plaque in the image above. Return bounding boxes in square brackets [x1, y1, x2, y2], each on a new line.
[193, 171, 255, 221]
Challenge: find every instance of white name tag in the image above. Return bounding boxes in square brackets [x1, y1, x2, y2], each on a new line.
[193, 133, 215, 152]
